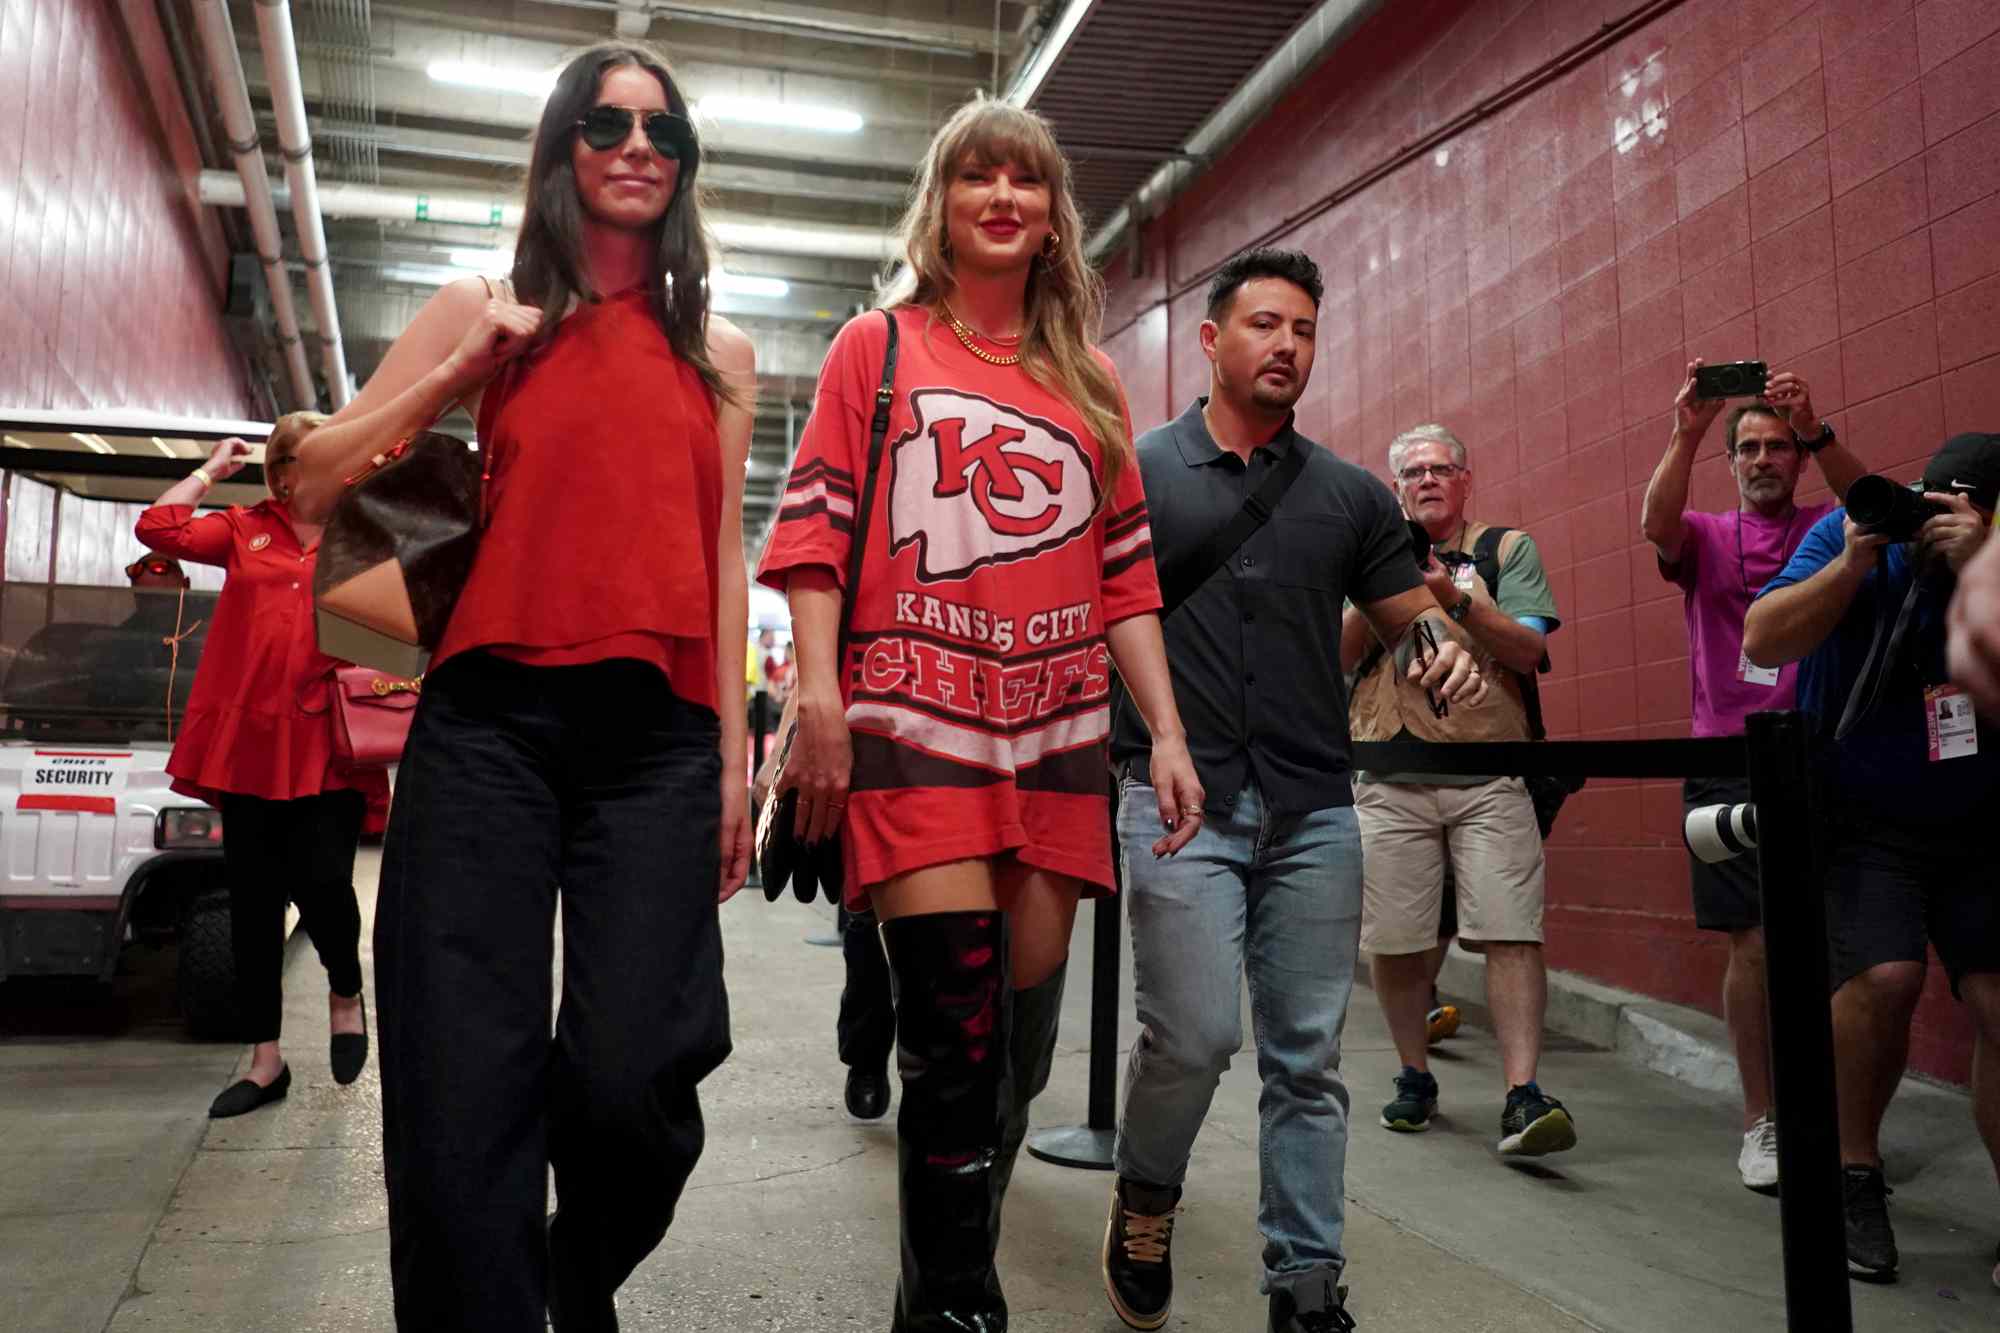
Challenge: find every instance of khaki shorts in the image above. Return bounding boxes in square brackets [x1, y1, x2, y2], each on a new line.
[1356, 777, 1546, 955]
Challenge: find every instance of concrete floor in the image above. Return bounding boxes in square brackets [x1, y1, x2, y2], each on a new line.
[4, 853, 1996, 1333]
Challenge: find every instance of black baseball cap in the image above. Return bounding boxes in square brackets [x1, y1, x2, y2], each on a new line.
[1921, 432, 2000, 511]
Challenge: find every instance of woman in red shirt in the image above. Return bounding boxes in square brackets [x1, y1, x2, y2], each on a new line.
[758, 99, 1202, 1330]
[136, 411, 386, 1118]
[289, 43, 753, 1333]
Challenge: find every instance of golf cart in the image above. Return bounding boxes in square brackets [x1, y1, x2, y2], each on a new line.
[0, 408, 271, 1037]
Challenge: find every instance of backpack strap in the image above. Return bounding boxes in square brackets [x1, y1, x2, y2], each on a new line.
[1463, 522, 1554, 741]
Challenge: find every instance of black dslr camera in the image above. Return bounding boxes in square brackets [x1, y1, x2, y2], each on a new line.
[1845, 474, 1947, 542]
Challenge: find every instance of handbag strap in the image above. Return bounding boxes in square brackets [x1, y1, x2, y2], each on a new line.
[835, 310, 901, 665]
[1156, 435, 1309, 618]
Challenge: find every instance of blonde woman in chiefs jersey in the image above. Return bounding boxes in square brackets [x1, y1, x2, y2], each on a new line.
[758, 98, 1201, 1332]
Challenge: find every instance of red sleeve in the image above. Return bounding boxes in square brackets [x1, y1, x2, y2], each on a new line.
[754, 312, 886, 595]
[1095, 368, 1161, 625]
[136, 504, 234, 567]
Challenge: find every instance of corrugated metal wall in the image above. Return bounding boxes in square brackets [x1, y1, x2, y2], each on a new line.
[1100, 0, 2000, 1083]
[0, 0, 258, 420]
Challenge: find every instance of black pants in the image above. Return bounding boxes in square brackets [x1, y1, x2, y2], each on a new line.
[838, 906, 895, 1071]
[218, 789, 365, 1043]
[375, 654, 731, 1333]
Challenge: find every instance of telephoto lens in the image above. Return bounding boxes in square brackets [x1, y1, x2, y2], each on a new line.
[1845, 474, 1948, 541]
[1684, 803, 1758, 865]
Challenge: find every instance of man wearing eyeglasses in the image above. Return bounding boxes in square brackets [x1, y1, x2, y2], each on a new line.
[1340, 424, 1571, 1158]
[1639, 361, 1864, 1193]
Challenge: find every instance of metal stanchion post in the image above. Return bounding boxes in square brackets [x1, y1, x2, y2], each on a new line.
[1025, 890, 1120, 1169]
[1746, 710, 1851, 1333]
[1028, 789, 1123, 1170]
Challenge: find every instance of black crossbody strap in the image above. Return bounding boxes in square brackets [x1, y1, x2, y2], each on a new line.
[1158, 439, 1308, 618]
[837, 310, 900, 661]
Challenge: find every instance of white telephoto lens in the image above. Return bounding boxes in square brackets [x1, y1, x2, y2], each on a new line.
[1684, 802, 1758, 865]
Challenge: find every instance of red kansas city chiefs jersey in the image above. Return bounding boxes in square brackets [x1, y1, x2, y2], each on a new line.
[756, 306, 1159, 900]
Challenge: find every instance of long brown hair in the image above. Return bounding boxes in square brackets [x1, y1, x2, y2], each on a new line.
[881, 98, 1130, 489]
[511, 43, 726, 403]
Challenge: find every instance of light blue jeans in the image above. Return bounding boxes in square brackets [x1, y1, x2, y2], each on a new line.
[1113, 778, 1363, 1296]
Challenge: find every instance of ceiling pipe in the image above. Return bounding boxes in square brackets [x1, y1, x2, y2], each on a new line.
[197, 170, 900, 262]
[252, 0, 352, 408]
[190, 0, 315, 408]
[1081, 0, 1383, 261]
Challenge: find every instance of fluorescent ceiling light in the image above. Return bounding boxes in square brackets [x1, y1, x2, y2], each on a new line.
[1006, 0, 1098, 105]
[150, 436, 179, 458]
[697, 95, 863, 134]
[713, 271, 790, 299]
[69, 432, 115, 455]
[3, 435, 31, 449]
[448, 248, 514, 271]
[382, 264, 462, 287]
[427, 60, 556, 97]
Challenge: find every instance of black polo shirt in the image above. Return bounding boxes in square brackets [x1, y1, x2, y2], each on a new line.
[1109, 398, 1419, 813]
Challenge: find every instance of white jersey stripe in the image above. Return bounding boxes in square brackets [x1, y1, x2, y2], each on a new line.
[781, 479, 856, 518]
[1101, 524, 1152, 564]
[848, 699, 1109, 774]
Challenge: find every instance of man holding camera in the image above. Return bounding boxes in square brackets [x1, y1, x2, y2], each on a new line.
[1744, 432, 2000, 1284]
[1640, 361, 1864, 1192]
[1339, 424, 1571, 1158]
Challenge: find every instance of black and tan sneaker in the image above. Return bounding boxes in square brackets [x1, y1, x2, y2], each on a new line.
[1380, 1066, 1439, 1133]
[1497, 1082, 1577, 1157]
[1269, 1278, 1356, 1331]
[1843, 1165, 1898, 1282]
[1102, 1176, 1180, 1330]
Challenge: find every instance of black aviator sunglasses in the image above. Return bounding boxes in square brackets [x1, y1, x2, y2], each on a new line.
[574, 104, 699, 168]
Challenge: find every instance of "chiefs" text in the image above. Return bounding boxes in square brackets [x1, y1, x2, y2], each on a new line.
[859, 636, 1112, 726]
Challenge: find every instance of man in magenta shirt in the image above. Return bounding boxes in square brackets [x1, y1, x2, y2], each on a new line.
[1639, 360, 1865, 1192]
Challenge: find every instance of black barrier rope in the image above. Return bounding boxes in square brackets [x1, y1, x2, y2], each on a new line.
[1352, 736, 1746, 779]
[1039, 716, 1849, 1333]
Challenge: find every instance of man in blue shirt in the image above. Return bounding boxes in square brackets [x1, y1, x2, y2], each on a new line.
[1744, 432, 2000, 1287]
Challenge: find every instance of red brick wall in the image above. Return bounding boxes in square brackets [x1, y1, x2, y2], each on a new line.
[0, 0, 258, 419]
[1096, 0, 1999, 1083]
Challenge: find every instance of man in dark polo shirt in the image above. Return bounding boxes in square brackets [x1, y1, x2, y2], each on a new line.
[1101, 248, 1485, 1333]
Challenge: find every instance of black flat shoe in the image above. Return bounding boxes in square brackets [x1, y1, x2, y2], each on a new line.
[845, 1065, 890, 1120]
[331, 994, 368, 1086]
[209, 1064, 290, 1119]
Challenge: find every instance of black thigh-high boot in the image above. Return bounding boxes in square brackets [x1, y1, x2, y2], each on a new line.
[990, 962, 1066, 1256]
[881, 910, 1011, 1333]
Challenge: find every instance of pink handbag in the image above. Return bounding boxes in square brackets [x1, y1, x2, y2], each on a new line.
[323, 666, 420, 768]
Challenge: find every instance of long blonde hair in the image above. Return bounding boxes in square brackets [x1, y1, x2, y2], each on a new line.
[265, 410, 329, 504]
[881, 98, 1131, 491]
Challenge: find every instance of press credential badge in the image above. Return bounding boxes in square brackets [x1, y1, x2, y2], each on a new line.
[1737, 649, 1779, 687]
[1926, 684, 1977, 761]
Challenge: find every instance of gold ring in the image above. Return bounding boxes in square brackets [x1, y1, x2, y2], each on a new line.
[1181, 807, 1204, 817]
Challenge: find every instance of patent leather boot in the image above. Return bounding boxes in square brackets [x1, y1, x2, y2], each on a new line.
[990, 963, 1066, 1257]
[881, 910, 1011, 1333]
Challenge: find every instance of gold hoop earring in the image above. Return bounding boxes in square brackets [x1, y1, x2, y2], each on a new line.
[1042, 231, 1062, 260]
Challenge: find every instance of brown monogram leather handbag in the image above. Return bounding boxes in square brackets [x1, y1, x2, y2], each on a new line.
[313, 429, 483, 678]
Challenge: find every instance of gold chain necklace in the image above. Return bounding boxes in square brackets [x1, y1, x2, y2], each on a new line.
[940, 302, 1023, 365]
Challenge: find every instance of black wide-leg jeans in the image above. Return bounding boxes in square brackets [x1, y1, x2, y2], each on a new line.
[217, 789, 366, 1043]
[375, 653, 731, 1333]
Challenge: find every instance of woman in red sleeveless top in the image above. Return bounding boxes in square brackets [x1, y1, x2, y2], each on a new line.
[136, 411, 384, 1118]
[758, 100, 1203, 1331]
[292, 44, 753, 1333]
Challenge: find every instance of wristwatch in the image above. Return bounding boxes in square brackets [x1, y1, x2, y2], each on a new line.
[1445, 592, 1473, 623]
[1796, 421, 1834, 454]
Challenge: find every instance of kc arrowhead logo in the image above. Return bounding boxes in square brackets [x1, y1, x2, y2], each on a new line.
[889, 388, 1100, 582]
